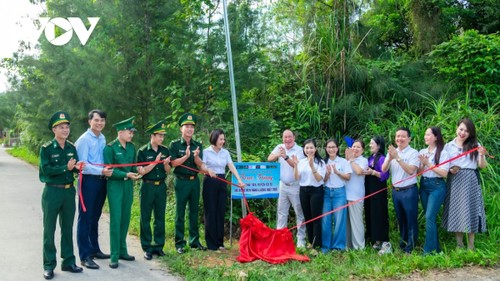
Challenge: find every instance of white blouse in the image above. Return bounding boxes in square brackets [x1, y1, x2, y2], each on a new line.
[296, 158, 326, 187]
[419, 147, 450, 178]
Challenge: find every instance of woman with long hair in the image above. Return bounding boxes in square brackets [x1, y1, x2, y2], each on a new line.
[321, 139, 352, 253]
[418, 127, 449, 254]
[363, 136, 390, 253]
[292, 139, 326, 249]
[442, 118, 488, 250]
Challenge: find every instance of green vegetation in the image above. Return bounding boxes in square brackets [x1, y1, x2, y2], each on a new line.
[1, 0, 499, 279]
[6, 146, 39, 166]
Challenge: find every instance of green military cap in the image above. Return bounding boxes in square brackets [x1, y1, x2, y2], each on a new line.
[178, 113, 197, 127]
[48, 111, 71, 130]
[146, 120, 166, 135]
[113, 116, 137, 131]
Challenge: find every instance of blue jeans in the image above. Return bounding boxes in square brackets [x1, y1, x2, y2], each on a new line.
[420, 177, 446, 254]
[322, 187, 347, 252]
[392, 184, 419, 253]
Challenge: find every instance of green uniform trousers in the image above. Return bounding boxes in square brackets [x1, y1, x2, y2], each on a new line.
[107, 179, 133, 263]
[140, 181, 167, 252]
[42, 185, 76, 270]
[174, 177, 201, 248]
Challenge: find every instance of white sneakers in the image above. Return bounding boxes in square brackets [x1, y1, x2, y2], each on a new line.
[297, 241, 306, 248]
[378, 242, 392, 255]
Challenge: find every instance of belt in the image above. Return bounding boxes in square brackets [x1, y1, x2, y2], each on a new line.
[281, 181, 299, 187]
[176, 175, 197, 180]
[393, 184, 415, 191]
[83, 174, 107, 180]
[143, 179, 165, 186]
[47, 183, 73, 189]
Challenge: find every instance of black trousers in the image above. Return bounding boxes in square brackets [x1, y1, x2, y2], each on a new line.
[299, 185, 324, 248]
[202, 175, 227, 250]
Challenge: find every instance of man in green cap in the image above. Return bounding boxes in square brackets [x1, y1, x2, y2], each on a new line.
[39, 111, 84, 279]
[103, 116, 143, 268]
[170, 113, 215, 254]
[137, 120, 171, 260]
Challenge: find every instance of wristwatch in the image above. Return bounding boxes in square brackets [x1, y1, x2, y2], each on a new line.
[396, 158, 402, 162]
[284, 155, 290, 161]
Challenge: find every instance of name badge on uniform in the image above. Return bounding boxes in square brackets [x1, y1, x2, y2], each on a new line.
[51, 154, 60, 158]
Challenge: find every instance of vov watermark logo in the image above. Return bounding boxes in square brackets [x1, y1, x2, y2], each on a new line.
[37, 17, 100, 46]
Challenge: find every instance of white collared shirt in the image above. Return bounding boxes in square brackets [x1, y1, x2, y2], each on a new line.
[271, 143, 305, 184]
[445, 139, 481, 169]
[324, 156, 352, 188]
[388, 145, 419, 187]
[345, 156, 368, 201]
[203, 146, 233, 174]
[419, 147, 450, 178]
[296, 158, 326, 187]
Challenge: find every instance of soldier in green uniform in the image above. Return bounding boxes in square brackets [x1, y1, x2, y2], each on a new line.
[103, 116, 143, 268]
[39, 111, 84, 280]
[137, 120, 171, 260]
[170, 113, 215, 254]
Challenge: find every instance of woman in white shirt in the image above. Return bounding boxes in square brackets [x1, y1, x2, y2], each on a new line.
[345, 140, 368, 250]
[202, 129, 244, 251]
[417, 127, 449, 254]
[321, 139, 351, 253]
[292, 139, 326, 249]
[442, 118, 488, 250]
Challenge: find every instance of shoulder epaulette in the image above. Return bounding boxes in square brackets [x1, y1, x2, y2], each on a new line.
[42, 140, 53, 148]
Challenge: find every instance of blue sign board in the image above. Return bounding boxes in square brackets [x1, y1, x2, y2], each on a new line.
[231, 162, 280, 199]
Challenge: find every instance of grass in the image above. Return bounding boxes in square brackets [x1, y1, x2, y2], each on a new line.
[6, 146, 39, 166]
[8, 139, 500, 280]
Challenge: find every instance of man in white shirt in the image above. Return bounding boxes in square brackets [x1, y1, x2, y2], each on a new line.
[382, 127, 420, 253]
[267, 130, 306, 247]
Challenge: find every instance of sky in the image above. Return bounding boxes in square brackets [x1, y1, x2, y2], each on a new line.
[0, 0, 45, 93]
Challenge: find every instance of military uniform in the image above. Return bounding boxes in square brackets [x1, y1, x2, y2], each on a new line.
[169, 113, 204, 250]
[137, 121, 170, 255]
[39, 111, 82, 279]
[103, 117, 137, 266]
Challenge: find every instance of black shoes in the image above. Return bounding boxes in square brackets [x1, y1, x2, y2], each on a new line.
[152, 249, 165, 256]
[144, 251, 153, 260]
[190, 244, 208, 251]
[91, 251, 110, 259]
[43, 269, 54, 280]
[119, 254, 135, 261]
[61, 264, 83, 273]
[109, 262, 119, 269]
[176, 248, 185, 254]
[81, 257, 99, 269]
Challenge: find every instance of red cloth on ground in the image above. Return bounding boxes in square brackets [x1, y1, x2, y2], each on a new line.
[237, 213, 310, 264]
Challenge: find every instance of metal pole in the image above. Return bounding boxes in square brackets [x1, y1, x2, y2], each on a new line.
[222, 0, 246, 218]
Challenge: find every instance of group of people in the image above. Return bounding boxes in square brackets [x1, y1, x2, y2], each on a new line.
[39, 110, 488, 279]
[270, 118, 488, 256]
[39, 110, 244, 280]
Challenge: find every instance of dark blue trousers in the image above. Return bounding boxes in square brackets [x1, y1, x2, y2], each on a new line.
[77, 175, 107, 260]
[392, 184, 419, 253]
